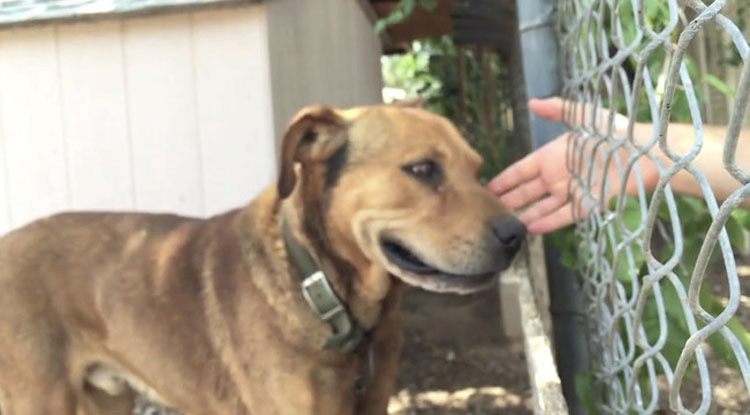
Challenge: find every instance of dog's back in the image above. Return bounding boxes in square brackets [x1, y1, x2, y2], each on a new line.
[0, 212, 202, 328]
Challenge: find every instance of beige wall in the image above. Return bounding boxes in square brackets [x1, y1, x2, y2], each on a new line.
[266, 0, 384, 151]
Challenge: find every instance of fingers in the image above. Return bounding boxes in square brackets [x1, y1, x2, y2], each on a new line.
[526, 203, 576, 235]
[486, 152, 542, 195]
[528, 97, 566, 122]
[518, 194, 568, 224]
[530, 96, 629, 133]
[496, 177, 548, 210]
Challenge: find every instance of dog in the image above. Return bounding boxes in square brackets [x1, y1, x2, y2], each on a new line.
[0, 104, 526, 415]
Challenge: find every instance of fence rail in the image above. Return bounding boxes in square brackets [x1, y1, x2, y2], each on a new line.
[557, 0, 750, 413]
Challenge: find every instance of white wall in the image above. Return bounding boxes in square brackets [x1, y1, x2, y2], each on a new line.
[0, 0, 384, 236]
[266, 0, 384, 151]
[0, 5, 276, 234]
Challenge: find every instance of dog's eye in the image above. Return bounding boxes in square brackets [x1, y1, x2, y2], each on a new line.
[402, 160, 443, 188]
[408, 162, 434, 177]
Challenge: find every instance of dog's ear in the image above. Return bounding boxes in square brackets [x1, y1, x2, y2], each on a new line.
[277, 105, 347, 199]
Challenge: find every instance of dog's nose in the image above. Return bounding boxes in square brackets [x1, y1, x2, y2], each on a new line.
[491, 215, 527, 252]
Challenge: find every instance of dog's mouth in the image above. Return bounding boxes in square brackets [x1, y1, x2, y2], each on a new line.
[380, 239, 435, 274]
[379, 238, 498, 294]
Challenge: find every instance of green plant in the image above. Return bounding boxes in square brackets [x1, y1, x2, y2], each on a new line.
[374, 0, 437, 34]
[382, 37, 515, 180]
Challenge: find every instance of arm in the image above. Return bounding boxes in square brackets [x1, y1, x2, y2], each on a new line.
[638, 122, 750, 203]
[488, 98, 750, 234]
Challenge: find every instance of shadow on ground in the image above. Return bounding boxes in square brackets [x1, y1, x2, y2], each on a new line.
[390, 286, 532, 415]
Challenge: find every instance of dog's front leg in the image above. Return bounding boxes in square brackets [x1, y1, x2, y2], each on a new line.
[355, 285, 404, 415]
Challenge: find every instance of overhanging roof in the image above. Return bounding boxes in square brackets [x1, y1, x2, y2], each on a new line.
[364, 0, 517, 54]
[0, 0, 259, 27]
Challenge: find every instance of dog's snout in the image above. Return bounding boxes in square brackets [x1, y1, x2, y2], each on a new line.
[491, 215, 526, 252]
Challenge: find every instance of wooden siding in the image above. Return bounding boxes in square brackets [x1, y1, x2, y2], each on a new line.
[266, 0, 384, 153]
[0, 5, 276, 234]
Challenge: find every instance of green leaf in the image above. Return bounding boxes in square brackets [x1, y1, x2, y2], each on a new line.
[703, 73, 736, 99]
[679, 239, 719, 278]
[621, 195, 642, 231]
[640, 282, 694, 369]
[725, 316, 750, 360]
[419, 0, 438, 11]
[700, 286, 750, 368]
[386, 9, 407, 25]
[726, 215, 747, 252]
[374, 3, 407, 34]
[575, 371, 597, 414]
[402, 0, 416, 17]
[604, 195, 646, 283]
[560, 248, 579, 270]
[615, 245, 644, 284]
[732, 208, 750, 230]
[678, 195, 708, 217]
[662, 281, 689, 333]
[546, 227, 581, 271]
[656, 197, 672, 221]
[374, 0, 440, 35]
[374, 19, 388, 35]
[708, 332, 737, 366]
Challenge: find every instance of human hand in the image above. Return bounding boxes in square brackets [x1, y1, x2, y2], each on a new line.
[486, 101, 574, 234]
[487, 97, 659, 234]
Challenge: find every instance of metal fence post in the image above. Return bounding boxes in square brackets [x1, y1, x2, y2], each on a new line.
[515, 1, 589, 414]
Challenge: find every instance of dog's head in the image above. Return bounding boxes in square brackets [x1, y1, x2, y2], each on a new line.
[277, 105, 525, 295]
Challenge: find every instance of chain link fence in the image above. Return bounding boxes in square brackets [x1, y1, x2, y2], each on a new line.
[557, 0, 750, 413]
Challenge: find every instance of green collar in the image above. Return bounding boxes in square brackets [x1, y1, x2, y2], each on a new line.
[281, 217, 364, 352]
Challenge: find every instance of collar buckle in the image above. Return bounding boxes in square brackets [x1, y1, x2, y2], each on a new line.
[301, 271, 345, 321]
[284, 217, 364, 352]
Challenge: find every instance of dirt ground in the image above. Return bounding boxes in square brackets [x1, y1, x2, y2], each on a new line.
[389, 256, 750, 415]
[125, 257, 750, 415]
[387, 255, 750, 415]
[674, 256, 750, 415]
[388, 287, 532, 415]
[134, 285, 533, 415]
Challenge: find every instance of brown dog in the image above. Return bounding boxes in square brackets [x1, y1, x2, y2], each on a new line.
[0, 104, 525, 415]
